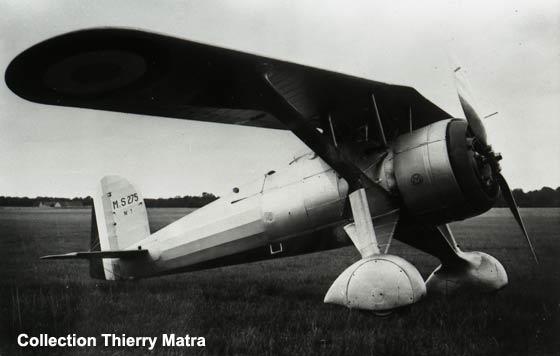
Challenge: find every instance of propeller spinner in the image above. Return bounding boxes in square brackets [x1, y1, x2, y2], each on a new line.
[453, 67, 539, 264]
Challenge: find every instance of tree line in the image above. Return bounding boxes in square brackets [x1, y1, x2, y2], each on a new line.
[0, 193, 219, 208]
[1, 187, 559, 207]
[495, 187, 560, 208]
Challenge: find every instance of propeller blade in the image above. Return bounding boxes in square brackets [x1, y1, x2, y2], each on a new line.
[453, 67, 488, 147]
[497, 173, 539, 264]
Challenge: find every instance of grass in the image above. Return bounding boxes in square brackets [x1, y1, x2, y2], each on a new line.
[0, 207, 559, 355]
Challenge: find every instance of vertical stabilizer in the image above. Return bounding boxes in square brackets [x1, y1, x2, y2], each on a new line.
[92, 175, 150, 280]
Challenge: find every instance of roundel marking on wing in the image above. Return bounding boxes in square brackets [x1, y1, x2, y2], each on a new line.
[43, 50, 147, 96]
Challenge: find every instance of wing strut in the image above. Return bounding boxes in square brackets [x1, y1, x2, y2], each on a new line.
[261, 72, 364, 189]
[371, 93, 387, 146]
[409, 106, 413, 132]
[327, 113, 338, 148]
[260, 71, 399, 226]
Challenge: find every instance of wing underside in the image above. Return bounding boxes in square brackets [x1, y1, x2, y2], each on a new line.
[5, 28, 450, 139]
[6, 27, 451, 197]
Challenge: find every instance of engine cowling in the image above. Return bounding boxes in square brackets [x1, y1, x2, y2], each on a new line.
[389, 119, 499, 224]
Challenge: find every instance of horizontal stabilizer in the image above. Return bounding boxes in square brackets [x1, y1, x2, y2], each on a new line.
[41, 249, 149, 260]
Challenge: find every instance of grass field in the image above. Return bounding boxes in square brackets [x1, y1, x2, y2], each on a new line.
[0, 207, 559, 355]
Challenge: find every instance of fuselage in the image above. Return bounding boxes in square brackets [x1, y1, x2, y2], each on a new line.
[119, 119, 499, 278]
[122, 151, 355, 278]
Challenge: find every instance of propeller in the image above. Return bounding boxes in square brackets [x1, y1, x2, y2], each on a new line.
[453, 67, 539, 264]
[454, 66, 488, 147]
[496, 173, 539, 263]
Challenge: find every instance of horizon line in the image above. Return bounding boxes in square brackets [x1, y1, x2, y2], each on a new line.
[3, 185, 560, 200]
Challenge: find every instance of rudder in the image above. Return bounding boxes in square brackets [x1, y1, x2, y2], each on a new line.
[89, 205, 105, 279]
[92, 175, 151, 280]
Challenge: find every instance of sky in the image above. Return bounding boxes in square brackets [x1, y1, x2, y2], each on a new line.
[0, 0, 558, 198]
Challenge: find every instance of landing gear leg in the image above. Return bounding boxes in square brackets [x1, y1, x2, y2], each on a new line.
[324, 188, 426, 311]
[425, 225, 508, 295]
